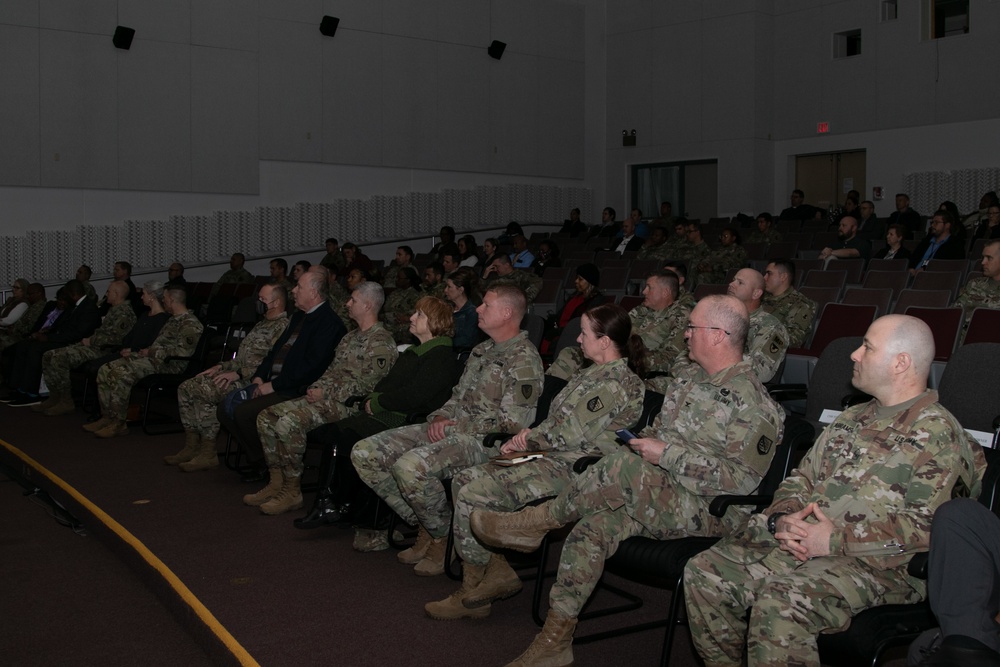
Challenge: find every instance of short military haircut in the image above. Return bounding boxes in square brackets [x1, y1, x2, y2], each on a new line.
[165, 286, 187, 305]
[757, 212, 773, 223]
[700, 294, 749, 351]
[487, 283, 527, 320]
[325, 237, 338, 245]
[116, 261, 133, 275]
[294, 260, 311, 272]
[353, 280, 385, 312]
[271, 258, 288, 273]
[494, 254, 513, 268]
[768, 258, 796, 284]
[662, 260, 687, 280]
[792, 189, 804, 198]
[28, 283, 45, 299]
[342, 242, 358, 251]
[414, 296, 455, 338]
[882, 314, 935, 380]
[426, 261, 444, 278]
[647, 269, 679, 299]
[268, 283, 288, 305]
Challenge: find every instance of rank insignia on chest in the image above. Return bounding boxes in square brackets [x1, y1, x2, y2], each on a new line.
[756, 435, 773, 455]
[587, 396, 604, 412]
[521, 384, 533, 399]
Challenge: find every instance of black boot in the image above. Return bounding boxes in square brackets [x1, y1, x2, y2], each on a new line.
[293, 436, 339, 530]
[293, 494, 342, 529]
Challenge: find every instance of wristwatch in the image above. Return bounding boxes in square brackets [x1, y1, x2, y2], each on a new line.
[766, 512, 788, 536]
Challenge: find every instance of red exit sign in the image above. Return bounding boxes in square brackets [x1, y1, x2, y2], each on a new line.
[817, 122, 830, 134]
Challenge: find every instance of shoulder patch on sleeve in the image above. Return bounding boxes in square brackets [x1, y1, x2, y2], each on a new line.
[521, 384, 534, 400]
[756, 435, 774, 455]
[587, 396, 605, 412]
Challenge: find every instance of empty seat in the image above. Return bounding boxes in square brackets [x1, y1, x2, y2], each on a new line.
[904, 306, 964, 362]
[842, 287, 893, 317]
[766, 241, 800, 260]
[964, 308, 1000, 345]
[826, 258, 865, 285]
[790, 303, 877, 357]
[792, 259, 825, 286]
[693, 283, 729, 300]
[801, 269, 848, 299]
[911, 270, 963, 301]
[892, 289, 952, 314]
[797, 286, 841, 317]
[866, 258, 909, 273]
[862, 270, 909, 301]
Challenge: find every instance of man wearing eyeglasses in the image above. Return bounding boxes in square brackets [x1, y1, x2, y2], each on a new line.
[470, 294, 784, 667]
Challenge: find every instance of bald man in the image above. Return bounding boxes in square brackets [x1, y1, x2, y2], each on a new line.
[685, 315, 986, 667]
[724, 268, 788, 382]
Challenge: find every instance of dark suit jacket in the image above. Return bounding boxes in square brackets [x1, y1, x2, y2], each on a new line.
[253, 304, 346, 395]
[908, 234, 966, 269]
[47, 296, 101, 344]
[608, 235, 645, 253]
[32, 301, 64, 333]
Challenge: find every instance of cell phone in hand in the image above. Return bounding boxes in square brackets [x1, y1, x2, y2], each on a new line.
[615, 428, 639, 443]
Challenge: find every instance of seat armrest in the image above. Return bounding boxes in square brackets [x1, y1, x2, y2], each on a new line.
[907, 552, 929, 579]
[573, 456, 602, 474]
[482, 432, 512, 448]
[765, 384, 808, 402]
[709, 494, 774, 518]
[345, 395, 365, 408]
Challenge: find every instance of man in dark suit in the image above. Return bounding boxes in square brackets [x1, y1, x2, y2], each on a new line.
[608, 215, 645, 254]
[909, 210, 966, 275]
[2, 279, 101, 406]
[217, 268, 346, 481]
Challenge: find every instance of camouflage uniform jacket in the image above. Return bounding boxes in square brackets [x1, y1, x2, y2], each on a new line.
[320, 251, 346, 274]
[955, 276, 1000, 328]
[423, 282, 447, 300]
[327, 283, 356, 331]
[526, 357, 644, 456]
[681, 241, 712, 271]
[676, 289, 696, 311]
[89, 301, 137, 350]
[636, 242, 671, 261]
[746, 228, 783, 244]
[210, 267, 254, 295]
[220, 313, 289, 380]
[381, 286, 420, 343]
[650, 360, 784, 530]
[310, 322, 398, 404]
[761, 286, 817, 349]
[630, 301, 691, 375]
[724, 390, 985, 572]
[10, 300, 47, 339]
[698, 245, 749, 284]
[746, 307, 788, 383]
[661, 236, 689, 261]
[493, 269, 543, 305]
[147, 311, 204, 374]
[430, 330, 543, 437]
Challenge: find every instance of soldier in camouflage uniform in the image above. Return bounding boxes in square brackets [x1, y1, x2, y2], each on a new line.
[0, 283, 47, 355]
[167, 284, 290, 469]
[421, 262, 447, 300]
[249, 282, 397, 515]
[664, 261, 697, 311]
[679, 221, 712, 286]
[548, 271, 690, 392]
[89, 286, 203, 438]
[697, 228, 749, 285]
[208, 252, 255, 298]
[684, 315, 986, 667]
[381, 245, 415, 289]
[381, 266, 421, 344]
[746, 212, 783, 244]
[425, 303, 645, 620]
[484, 255, 543, 306]
[37, 281, 136, 415]
[471, 295, 785, 667]
[660, 221, 690, 260]
[635, 226, 671, 261]
[954, 239, 1000, 339]
[352, 284, 544, 576]
[728, 268, 788, 382]
[762, 259, 818, 349]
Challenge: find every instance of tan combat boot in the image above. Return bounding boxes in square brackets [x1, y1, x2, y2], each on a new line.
[83, 416, 112, 433]
[260, 476, 304, 515]
[242, 468, 283, 506]
[43, 395, 76, 416]
[397, 525, 433, 564]
[424, 563, 490, 620]
[505, 610, 577, 667]
[470, 503, 563, 553]
[178, 434, 219, 472]
[462, 553, 523, 608]
[413, 536, 448, 576]
[164, 431, 200, 465]
[33, 391, 63, 413]
[94, 420, 129, 438]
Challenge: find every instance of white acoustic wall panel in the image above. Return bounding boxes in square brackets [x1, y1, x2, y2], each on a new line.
[259, 17, 323, 162]
[0, 236, 24, 288]
[0, 25, 41, 186]
[192, 46, 259, 194]
[191, 0, 258, 52]
[118, 41, 192, 192]
[381, 35, 439, 169]
[39, 30, 118, 189]
[322, 28, 383, 167]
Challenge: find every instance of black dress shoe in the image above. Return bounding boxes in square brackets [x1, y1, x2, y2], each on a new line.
[293, 497, 341, 530]
[240, 467, 267, 483]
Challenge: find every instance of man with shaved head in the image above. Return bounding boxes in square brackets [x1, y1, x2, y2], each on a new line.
[725, 268, 788, 382]
[685, 315, 986, 667]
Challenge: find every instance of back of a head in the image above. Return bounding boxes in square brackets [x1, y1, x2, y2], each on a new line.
[354, 280, 385, 312]
[700, 294, 750, 351]
[165, 286, 188, 307]
[143, 280, 165, 304]
[882, 314, 935, 383]
[64, 279, 85, 300]
[586, 302, 648, 377]
[489, 284, 527, 320]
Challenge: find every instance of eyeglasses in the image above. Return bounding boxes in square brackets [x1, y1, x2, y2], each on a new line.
[686, 324, 731, 335]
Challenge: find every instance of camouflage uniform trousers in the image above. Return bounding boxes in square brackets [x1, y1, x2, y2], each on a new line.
[97, 357, 158, 421]
[452, 453, 583, 565]
[352, 423, 491, 538]
[543, 449, 723, 619]
[177, 374, 250, 440]
[256, 396, 355, 479]
[42, 344, 102, 394]
[684, 545, 918, 667]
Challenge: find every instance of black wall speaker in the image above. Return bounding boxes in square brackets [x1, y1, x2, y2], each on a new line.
[488, 40, 506, 60]
[320, 16, 340, 37]
[113, 26, 135, 50]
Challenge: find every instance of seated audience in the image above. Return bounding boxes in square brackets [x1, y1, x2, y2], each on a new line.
[0, 279, 31, 329]
[381, 245, 415, 289]
[509, 234, 535, 268]
[972, 204, 1000, 242]
[761, 259, 817, 349]
[909, 210, 965, 274]
[0, 282, 46, 355]
[480, 238, 502, 276]
[746, 212, 782, 244]
[531, 240, 561, 276]
[856, 200, 886, 242]
[443, 267, 482, 350]
[210, 253, 254, 297]
[319, 238, 345, 275]
[382, 266, 421, 344]
[819, 216, 871, 262]
[873, 223, 912, 261]
[458, 235, 481, 268]
[482, 255, 542, 306]
[954, 239, 1000, 336]
[540, 264, 602, 355]
[697, 227, 748, 284]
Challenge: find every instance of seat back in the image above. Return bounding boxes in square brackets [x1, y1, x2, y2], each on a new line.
[826, 258, 865, 285]
[801, 269, 847, 299]
[937, 342, 1000, 433]
[964, 308, 1000, 345]
[805, 303, 876, 356]
[552, 317, 583, 359]
[862, 270, 909, 301]
[866, 258, 909, 274]
[904, 306, 964, 362]
[911, 270, 963, 300]
[842, 287, 892, 317]
[892, 288, 951, 314]
[803, 336, 864, 423]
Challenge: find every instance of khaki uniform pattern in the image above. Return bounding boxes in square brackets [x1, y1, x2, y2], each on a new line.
[761, 287, 818, 349]
[492, 269, 543, 306]
[746, 307, 788, 383]
[452, 358, 644, 565]
[177, 314, 289, 438]
[381, 286, 420, 344]
[0, 299, 47, 354]
[256, 323, 398, 477]
[684, 390, 985, 667]
[955, 276, 1000, 337]
[539, 360, 783, 618]
[698, 244, 750, 285]
[42, 301, 137, 394]
[209, 267, 254, 296]
[327, 286, 356, 332]
[97, 311, 203, 421]
[636, 243, 673, 262]
[352, 331, 543, 537]
[746, 228, 784, 244]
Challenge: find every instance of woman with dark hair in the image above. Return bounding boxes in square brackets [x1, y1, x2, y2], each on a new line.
[426, 301, 646, 619]
[458, 235, 481, 268]
[0, 278, 30, 328]
[480, 237, 503, 276]
[540, 263, 603, 355]
[382, 266, 422, 344]
[443, 266, 482, 350]
[294, 296, 459, 541]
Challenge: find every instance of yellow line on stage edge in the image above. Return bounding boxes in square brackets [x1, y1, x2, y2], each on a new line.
[2, 438, 259, 667]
